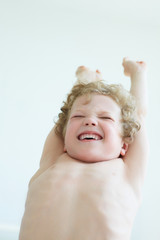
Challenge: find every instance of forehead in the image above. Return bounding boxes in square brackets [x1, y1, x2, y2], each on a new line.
[71, 94, 121, 114]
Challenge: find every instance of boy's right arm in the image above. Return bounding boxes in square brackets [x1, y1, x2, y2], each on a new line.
[29, 127, 64, 185]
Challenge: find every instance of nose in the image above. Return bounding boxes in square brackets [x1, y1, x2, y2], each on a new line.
[83, 117, 97, 126]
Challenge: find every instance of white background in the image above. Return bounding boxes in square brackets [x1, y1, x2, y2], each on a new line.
[1, 0, 160, 239]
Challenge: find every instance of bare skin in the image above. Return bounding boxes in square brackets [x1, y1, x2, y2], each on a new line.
[19, 58, 149, 240]
[75, 65, 103, 84]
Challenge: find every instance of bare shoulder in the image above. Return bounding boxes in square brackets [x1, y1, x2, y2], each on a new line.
[29, 154, 83, 186]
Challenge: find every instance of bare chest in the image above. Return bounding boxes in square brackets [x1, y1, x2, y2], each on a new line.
[20, 157, 140, 240]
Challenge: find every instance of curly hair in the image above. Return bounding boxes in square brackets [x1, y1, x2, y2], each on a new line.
[55, 81, 140, 143]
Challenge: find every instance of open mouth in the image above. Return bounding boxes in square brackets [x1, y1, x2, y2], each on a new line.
[78, 133, 103, 141]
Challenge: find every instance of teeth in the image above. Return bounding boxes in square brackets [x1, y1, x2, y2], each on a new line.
[79, 134, 101, 140]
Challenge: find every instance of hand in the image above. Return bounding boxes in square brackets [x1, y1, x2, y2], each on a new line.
[75, 66, 103, 84]
[122, 57, 147, 77]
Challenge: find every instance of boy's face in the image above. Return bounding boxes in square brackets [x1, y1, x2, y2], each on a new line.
[64, 94, 127, 162]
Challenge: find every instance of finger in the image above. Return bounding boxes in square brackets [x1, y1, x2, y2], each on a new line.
[136, 61, 147, 68]
[136, 61, 144, 64]
[123, 56, 129, 63]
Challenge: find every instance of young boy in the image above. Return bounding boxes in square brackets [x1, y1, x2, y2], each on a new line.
[19, 58, 149, 240]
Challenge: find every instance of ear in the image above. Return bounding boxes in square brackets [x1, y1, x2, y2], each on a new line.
[120, 142, 128, 156]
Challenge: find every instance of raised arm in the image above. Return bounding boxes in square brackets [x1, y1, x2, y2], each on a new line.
[122, 57, 149, 184]
[123, 57, 148, 116]
[29, 127, 64, 185]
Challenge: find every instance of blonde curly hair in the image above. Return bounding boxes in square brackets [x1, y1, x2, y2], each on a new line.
[55, 81, 140, 143]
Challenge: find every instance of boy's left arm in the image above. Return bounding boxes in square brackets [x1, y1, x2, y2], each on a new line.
[122, 58, 149, 185]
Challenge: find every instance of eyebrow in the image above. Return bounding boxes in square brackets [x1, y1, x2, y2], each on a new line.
[71, 108, 84, 113]
[72, 109, 113, 116]
[97, 111, 112, 115]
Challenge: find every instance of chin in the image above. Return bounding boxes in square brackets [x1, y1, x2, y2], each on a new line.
[78, 158, 102, 163]
[70, 152, 107, 163]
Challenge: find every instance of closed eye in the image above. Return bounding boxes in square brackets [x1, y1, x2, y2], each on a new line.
[72, 115, 84, 118]
[100, 116, 114, 121]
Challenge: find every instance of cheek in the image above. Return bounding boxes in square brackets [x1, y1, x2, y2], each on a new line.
[64, 130, 70, 146]
[67, 120, 80, 132]
[64, 122, 77, 143]
[103, 124, 114, 133]
[65, 121, 72, 135]
[104, 124, 121, 138]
